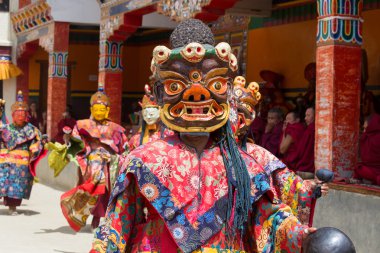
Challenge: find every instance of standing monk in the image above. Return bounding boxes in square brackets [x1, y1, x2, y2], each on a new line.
[295, 107, 315, 177]
[60, 87, 128, 231]
[91, 19, 322, 253]
[0, 91, 44, 215]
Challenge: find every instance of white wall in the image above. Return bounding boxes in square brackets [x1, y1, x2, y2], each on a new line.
[47, 0, 100, 25]
[2, 0, 18, 117]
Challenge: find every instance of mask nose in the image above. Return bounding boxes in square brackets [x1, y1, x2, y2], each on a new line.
[183, 84, 210, 102]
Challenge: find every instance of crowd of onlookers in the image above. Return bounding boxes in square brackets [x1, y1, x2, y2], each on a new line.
[247, 59, 380, 186]
[248, 92, 317, 179]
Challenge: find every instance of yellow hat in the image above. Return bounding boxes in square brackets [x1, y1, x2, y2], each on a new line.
[90, 87, 110, 106]
[11, 90, 28, 112]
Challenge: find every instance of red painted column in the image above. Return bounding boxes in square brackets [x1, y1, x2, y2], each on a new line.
[46, 22, 69, 139]
[315, 0, 363, 178]
[16, 42, 38, 102]
[19, 0, 31, 8]
[98, 40, 123, 124]
[16, 56, 29, 102]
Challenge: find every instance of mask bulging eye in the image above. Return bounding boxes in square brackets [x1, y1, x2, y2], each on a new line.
[214, 82, 222, 90]
[189, 70, 202, 82]
[170, 83, 179, 92]
[163, 79, 186, 95]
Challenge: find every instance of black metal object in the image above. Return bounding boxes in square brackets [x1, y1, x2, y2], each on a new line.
[312, 168, 334, 199]
[303, 227, 356, 253]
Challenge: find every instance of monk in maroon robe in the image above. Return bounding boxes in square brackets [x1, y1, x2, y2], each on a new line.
[248, 115, 265, 144]
[354, 113, 380, 185]
[295, 107, 315, 174]
[260, 108, 283, 156]
[280, 111, 306, 170]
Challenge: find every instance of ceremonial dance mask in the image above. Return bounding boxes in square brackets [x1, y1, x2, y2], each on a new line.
[232, 76, 261, 137]
[90, 88, 110, 122]
[11, 91, 28, 126]
[151, 19, 238, 133]
[140, 84, 160, 126]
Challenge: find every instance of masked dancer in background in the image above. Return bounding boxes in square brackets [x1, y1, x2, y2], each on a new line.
[59, 87, 128, 231]
[0, 91, 44, 215]
[128, 84, 172, 151]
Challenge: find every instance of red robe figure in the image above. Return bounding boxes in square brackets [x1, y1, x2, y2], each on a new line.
[280, 111, 306, 170]
[0, 91, 44, 215]
[260, 107, 283, 156]
[354, 113, 380, 185]
[91, 19, 326, 253]
[295, 107, 315, 176]
[59, 87, 128, 231]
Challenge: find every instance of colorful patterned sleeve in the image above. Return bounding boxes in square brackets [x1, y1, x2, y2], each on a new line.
[272, 168, 314, 225]
[248, 144, 314, 225]
[249, 195, 308, 253]
[91, 163, 144, 253]
[29, 127, 43, 161]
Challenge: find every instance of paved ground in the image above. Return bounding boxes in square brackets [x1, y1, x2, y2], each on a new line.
[0, 183, 93, 253]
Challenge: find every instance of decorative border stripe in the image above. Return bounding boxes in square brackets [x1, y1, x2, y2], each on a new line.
[99, 40, 123, 72]
[48, 52, 68, 78]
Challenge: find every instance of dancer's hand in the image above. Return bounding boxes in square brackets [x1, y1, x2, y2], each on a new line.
[303, 227, 317, 240]
[315, 179, 329, 196]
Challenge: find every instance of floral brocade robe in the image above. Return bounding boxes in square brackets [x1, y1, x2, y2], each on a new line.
[246, 143, 314, 225]
[128, 128, 173, 152]
[61, 119, 128, 231]
[0, 123, 43, 200]
[91, 135, 309, 253]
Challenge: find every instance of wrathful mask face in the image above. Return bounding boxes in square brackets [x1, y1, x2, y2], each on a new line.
[90, 104, 110, 122]
[12, 110, 27, 126]
[232, 77, 261, 138]
[152, 42, 240, 133]
[142, 107, 160, 125]
[159, 64, 231, 132]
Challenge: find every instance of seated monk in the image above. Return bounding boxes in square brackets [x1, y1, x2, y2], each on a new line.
[294, 107, 315, 177]
[354, 113, 380, 185]
[260, 107, 283, 156]
[280, 111, 306, 170]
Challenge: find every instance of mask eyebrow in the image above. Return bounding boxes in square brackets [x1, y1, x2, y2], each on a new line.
[204, 68, 228, 81]
[159, 71, 187, 83]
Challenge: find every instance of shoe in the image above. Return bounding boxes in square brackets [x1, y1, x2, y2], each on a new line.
[8, 210, 19, 216]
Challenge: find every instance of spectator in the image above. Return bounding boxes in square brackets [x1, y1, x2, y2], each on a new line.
[28, 101, 40, 128]
[303, 62, 316, 107]
[248, 115, 265, 145]
[260, 107, 283, 156]
[294, 94, 307, 123]
[279, 111, 306, 170]
[39, 111, 47, 134]
[294, 107, 315, 177]
[353, 113, 380, 185]
[270, 89, 294, 116]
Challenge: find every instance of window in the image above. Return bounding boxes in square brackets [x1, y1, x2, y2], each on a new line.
[0, 0, 9, 12]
